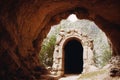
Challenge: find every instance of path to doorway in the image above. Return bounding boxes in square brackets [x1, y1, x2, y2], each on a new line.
[58, 68, 120, 80]
[59, 74, 79, 80]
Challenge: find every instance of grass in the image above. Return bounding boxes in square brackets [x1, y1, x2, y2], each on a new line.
[78, 69, 107, 80]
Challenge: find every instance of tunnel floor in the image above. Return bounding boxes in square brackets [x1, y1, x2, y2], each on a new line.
[64, 39, 83, 74]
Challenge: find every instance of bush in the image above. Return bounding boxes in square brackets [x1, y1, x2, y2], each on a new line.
[39, 35, 56, 67]
[39, 19, 112, 68]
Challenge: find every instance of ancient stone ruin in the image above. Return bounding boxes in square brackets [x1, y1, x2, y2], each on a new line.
[52, 29, 94, 76]
[0, 0, 120, 80]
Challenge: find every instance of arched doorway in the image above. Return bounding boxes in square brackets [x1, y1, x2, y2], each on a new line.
[52, 29, 94, 76]
[64, 39, 83, 74]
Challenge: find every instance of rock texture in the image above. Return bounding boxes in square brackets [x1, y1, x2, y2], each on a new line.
[0, 0, 120, 80]
[52, 29, 94, 76]
[109, 56, 120, 77]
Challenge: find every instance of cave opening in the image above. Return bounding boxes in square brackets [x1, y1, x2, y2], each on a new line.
[64, 39, 83, 74]
[40, 14, 112, 75]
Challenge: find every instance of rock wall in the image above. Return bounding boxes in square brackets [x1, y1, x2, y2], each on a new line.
[0, 0, 120, 79]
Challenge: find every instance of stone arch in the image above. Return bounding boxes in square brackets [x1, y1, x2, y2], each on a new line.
[0, 1, 120, 79]
[34, 3, 120, 56]
[52, 29, 94, 76]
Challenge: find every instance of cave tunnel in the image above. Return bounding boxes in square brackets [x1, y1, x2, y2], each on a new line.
[0, 0, 120, 79]
[64, 39, 83, 74]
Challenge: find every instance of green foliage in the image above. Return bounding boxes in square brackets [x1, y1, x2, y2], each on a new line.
[100, 46, 112, 67]
[39, 26, 62, 67]
[39, 35, 56, 67]
[94, 44, 112, 68]
[78, 69, 107, 80]
[39, 18, 112, 68]
[93, 31, 112, 68]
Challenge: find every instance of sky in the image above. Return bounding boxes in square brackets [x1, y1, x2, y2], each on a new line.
[67, 14, 78, 22]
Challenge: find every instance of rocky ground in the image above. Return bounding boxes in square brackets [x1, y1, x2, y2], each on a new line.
[59, 74, 79, 80]
[58, 69, 120, 80]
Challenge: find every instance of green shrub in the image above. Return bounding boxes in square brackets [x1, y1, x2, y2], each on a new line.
[39, 35, 56, 67]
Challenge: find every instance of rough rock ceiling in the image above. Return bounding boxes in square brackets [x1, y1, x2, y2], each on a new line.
[0, 0, 120, 80]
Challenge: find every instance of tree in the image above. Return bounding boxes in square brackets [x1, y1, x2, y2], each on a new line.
[39, 19, 112, 68]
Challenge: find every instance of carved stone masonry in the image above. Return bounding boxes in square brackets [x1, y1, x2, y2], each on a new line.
[51, 29, 94, 76]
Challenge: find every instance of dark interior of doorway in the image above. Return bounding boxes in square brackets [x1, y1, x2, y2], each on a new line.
[64, 39, 83, 74]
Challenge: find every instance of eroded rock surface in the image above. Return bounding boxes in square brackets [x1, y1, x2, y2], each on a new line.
[0, 0, 120, 79]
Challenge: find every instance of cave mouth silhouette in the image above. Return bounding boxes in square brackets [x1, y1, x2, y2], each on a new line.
[64, 39, 83, 74]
